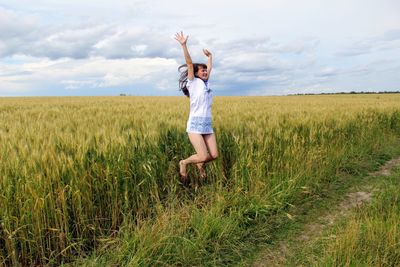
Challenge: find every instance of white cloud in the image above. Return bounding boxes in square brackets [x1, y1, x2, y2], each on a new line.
[0, 0, 400, 95]
[0, 55, 178, 95]
[336, 29, 400, 57]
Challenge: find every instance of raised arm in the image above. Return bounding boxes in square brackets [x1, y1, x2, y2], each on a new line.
[203, 49, 212, 79]
[175, 31, 194, 80]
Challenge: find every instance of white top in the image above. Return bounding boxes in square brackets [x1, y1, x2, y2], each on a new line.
[186, 77, 213, 134]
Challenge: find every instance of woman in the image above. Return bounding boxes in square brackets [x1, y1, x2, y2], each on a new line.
[175, 31, 218, 184]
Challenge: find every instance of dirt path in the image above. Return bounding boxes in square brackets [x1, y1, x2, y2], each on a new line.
[252, 157, 400, 267]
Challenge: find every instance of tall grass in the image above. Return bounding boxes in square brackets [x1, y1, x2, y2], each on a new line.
[289, 168, 400, 267]
[0, 95, 399, 266]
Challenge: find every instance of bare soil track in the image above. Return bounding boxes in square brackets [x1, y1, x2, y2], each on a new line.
[252, 156, 400, 267]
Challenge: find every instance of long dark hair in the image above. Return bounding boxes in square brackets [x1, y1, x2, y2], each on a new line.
[178, 63, 207, 97]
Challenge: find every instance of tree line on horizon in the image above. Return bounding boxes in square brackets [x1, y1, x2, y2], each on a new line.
[289, 90, 400, 96]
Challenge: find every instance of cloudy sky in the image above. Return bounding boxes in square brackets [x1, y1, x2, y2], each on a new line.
[0, 0, 399, 96]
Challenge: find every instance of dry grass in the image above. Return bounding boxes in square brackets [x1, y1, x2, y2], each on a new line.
[0, 95, 399, 266]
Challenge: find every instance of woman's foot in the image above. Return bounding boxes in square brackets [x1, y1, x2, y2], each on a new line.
[196, 163, 207, 179]
[179, 160, 188, 183]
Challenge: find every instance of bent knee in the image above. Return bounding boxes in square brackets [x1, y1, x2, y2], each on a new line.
[198, 154, 209, 162]
[210, 152, 218, 160]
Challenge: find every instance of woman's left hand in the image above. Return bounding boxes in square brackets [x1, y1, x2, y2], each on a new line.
[203, 49, 212, 57]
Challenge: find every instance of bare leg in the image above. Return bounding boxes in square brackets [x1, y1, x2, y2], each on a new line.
[179, 133, 210, 179]
[180, 133, 218, 180]
[203, 133, 218, 160]
[196, 162, 206, 178]
[197, 133, 218, 178]
[179, 160, 188, 179]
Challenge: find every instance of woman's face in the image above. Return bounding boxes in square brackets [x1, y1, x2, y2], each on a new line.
[196, 66, 208, 81]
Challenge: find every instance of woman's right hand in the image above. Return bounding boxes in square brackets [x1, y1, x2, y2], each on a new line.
[175, 31, 188, 45]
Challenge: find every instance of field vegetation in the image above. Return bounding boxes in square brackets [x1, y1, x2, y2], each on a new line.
[285, 167, 400, 267]
[0, 95, 399, 266]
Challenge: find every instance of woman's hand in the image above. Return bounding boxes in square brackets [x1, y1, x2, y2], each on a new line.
[203, 49, 212, 57]
[175, 31, 188, 46]
[203, 49, 212, 78]
[175, 31, 194, 79]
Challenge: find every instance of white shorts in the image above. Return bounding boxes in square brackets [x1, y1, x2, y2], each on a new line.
[186, 116, 214, 134]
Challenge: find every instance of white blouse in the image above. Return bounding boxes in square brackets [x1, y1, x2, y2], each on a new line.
[186, 77, 213, 134]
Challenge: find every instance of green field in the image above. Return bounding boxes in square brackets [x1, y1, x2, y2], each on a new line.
[1, 95, 399, 266]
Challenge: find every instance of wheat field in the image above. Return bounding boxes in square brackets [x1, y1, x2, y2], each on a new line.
[0, 95, 399, 266]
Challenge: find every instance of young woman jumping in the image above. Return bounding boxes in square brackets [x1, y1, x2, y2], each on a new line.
[175, 31, 218, 184]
